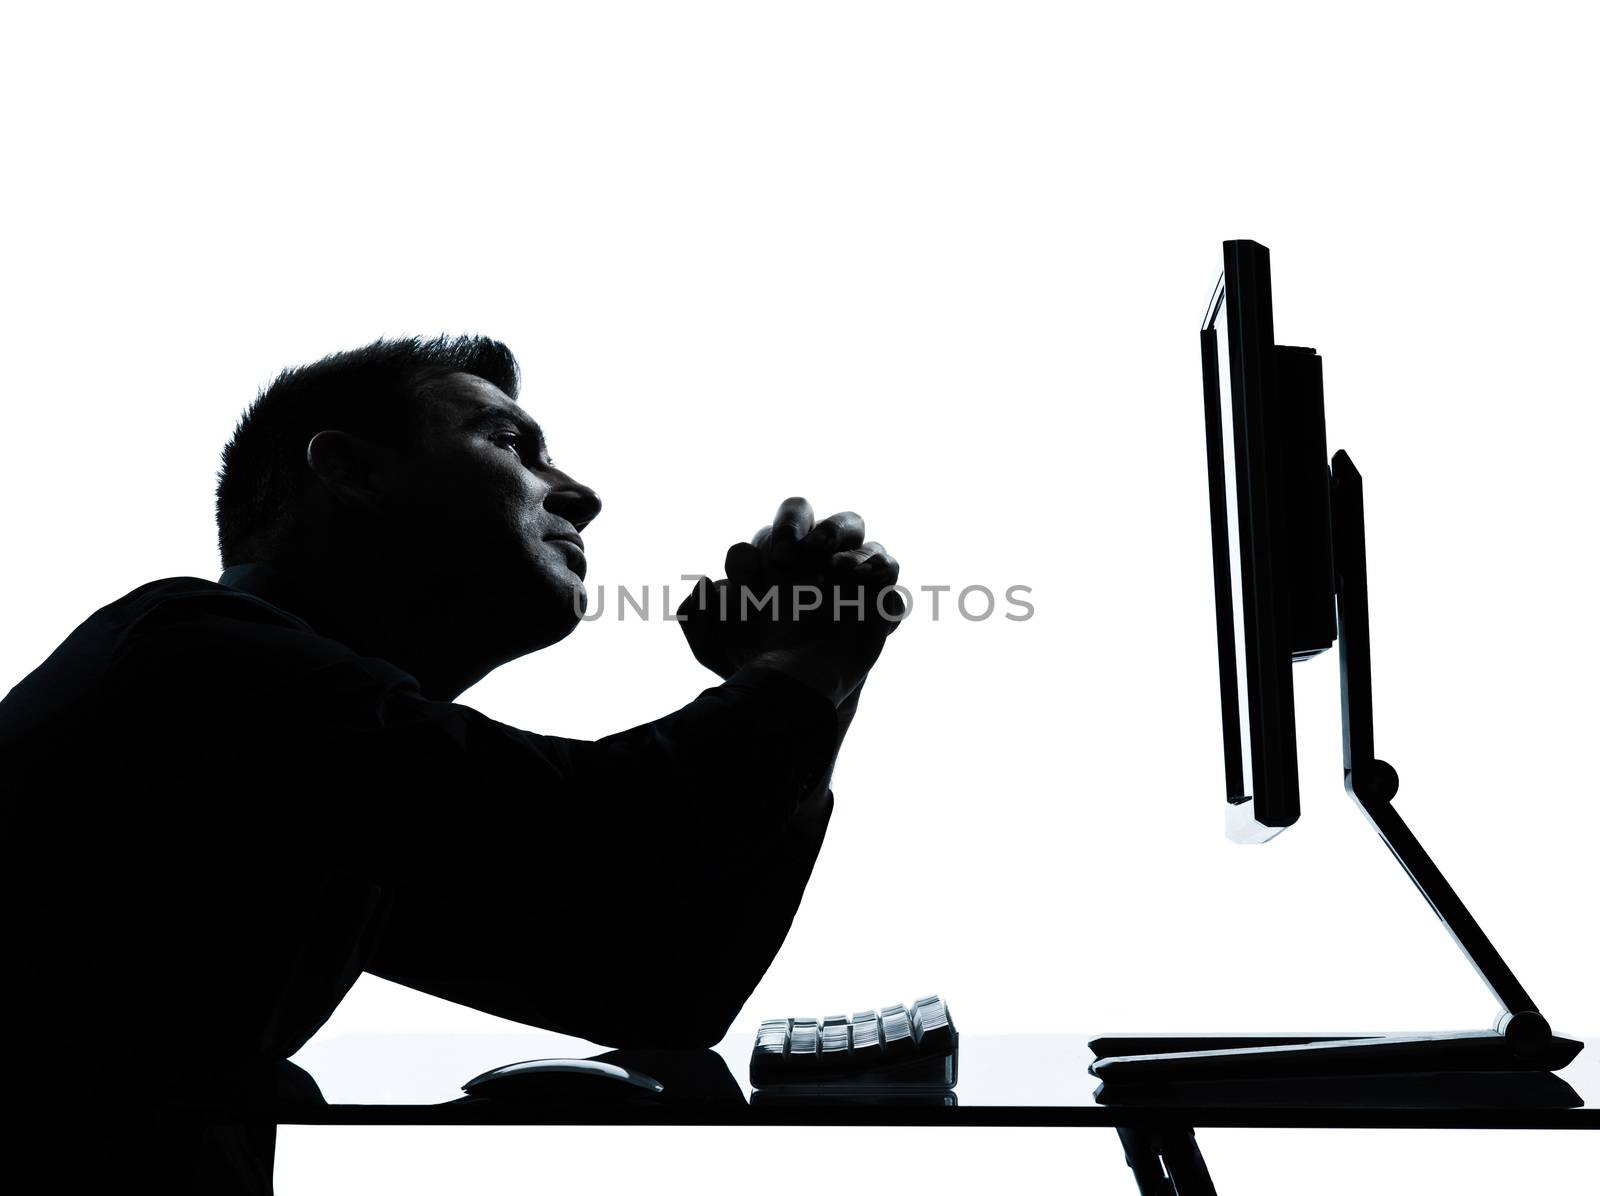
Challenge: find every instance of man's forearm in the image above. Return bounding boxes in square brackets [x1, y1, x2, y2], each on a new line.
[734, 645, 870, 710]
[362, 666, 846, 1048]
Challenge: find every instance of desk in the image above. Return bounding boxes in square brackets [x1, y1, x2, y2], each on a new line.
[286, 1030, 1597, 1193]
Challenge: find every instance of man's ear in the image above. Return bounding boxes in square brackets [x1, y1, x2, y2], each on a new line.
[305, 430, 391, 509]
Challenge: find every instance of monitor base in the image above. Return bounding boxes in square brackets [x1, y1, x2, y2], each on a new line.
[1104, 452, 1583, 1092]
[1089, 1029, 1584, 1085]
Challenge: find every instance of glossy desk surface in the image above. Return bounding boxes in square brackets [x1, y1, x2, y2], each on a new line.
[285, 1030, 1600, 1128]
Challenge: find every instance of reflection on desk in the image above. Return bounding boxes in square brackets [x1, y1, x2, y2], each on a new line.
[286, 1031, 1600, 1128]
[1096, 1069, 1582, 1111]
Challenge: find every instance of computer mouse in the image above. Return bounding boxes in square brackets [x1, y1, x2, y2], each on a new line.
[461, 1057, 666, 1103]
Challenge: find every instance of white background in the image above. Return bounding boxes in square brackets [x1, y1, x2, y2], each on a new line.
[3, 2, 1595, 1191]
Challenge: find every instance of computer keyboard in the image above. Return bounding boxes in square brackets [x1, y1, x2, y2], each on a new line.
[750, 995, 958, 1088]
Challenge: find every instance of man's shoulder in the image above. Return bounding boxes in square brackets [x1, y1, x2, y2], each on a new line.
[2, 576, 357, 748]
[106, 575, 317, 636]
[104, 576, 415, 690]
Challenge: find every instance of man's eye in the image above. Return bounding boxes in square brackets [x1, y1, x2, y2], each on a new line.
[491, 430, 554, 468]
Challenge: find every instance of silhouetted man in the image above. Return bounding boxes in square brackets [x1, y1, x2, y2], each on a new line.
[2, 336, 901, 1191]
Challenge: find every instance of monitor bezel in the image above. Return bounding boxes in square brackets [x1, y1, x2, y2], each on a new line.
[1201, 239, 1302, 838]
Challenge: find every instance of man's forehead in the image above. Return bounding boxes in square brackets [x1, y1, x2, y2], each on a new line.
[424, 373, 534, 430]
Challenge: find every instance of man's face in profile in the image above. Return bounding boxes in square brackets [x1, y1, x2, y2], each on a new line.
[385, 371, 600, 657]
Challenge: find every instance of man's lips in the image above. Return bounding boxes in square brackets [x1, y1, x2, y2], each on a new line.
[546, 533, 587, 578]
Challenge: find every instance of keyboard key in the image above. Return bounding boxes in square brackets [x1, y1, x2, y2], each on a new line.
[788, 1019, 820, 1058]
[881, 1004, 913, 1050]
[755, 1020, 788, 1056]
[849, 1017, 881, 1051]
[821, 1023, 850, 1054]
[912, 998, 952, 1049]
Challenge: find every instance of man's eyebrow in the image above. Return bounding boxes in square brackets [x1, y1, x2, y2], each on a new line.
[460, 406, 547, 454]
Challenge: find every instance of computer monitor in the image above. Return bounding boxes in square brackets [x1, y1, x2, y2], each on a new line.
[1087, 239, 1581, 1083]
[1201, 239, 1337, 842]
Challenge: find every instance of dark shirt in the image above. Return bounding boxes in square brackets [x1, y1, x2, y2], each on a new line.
[3, 566, 839, 1106]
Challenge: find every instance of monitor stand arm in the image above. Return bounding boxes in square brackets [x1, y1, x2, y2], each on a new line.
[1091, 451, 1582, 1085]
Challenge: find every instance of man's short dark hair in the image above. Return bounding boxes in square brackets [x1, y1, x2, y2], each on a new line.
[216, 335, 520, 567]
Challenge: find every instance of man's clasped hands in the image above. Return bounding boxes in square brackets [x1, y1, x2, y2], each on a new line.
[677, 497, 903, 710]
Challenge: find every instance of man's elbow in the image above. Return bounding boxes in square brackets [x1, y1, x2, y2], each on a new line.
[582, 978, 742, 1048]
[589, 995, 740, 1051]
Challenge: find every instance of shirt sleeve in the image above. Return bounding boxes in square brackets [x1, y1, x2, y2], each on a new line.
[109, 588, 841, 884]
[344, 661, 843, 1048]
[105, 588, 844, 1048]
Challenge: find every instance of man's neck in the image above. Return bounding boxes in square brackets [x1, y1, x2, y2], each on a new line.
[218, 558, 494, 702]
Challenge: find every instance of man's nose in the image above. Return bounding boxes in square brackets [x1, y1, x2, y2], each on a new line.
[546, 477, 602, 532]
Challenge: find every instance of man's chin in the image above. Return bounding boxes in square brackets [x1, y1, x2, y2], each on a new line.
[555, 580, 588, 629]
[516, 583, 587, 650]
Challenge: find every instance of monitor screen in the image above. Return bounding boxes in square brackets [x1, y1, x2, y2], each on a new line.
[1201, 240, 1336, 842]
